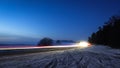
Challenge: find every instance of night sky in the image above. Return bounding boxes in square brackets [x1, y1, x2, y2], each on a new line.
[0, 0, 120, 44]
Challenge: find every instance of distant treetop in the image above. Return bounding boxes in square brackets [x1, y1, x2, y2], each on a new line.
[38, 37, 53, 46]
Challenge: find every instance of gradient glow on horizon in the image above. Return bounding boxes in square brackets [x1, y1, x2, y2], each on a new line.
[0, 0, 120, 44]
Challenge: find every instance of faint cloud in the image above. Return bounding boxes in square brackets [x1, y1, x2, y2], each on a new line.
[0, 33, 39, 44]
[0, 36, 18, 42]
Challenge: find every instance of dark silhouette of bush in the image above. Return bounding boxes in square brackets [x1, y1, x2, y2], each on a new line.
[56, 40, 61, 44]
[88, 15, 120, 49]
[56, 40, 75, 44]
[38, 37, 53, 46]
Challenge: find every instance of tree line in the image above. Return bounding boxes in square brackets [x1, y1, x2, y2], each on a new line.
[38, 37, 74, 46]
[88, 15, 120, 49]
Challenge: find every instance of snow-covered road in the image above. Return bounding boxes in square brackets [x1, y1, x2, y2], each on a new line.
[0, 46, 120, 68]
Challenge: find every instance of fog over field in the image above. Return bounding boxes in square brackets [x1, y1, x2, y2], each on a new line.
[0, 45, 120, 68]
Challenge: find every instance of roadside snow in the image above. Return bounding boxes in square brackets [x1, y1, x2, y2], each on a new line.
[0, 45, 120, 68]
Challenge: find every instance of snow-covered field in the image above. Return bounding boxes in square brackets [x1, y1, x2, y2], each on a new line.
[0, 45, 120, 68]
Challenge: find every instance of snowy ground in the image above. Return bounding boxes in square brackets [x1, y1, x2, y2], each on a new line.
[0, 45, 120, 68]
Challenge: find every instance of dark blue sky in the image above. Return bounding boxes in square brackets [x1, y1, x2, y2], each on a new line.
[0, 0, 120, 44]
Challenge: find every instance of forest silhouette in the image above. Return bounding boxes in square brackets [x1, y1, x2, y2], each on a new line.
[88, 15, 120, 49]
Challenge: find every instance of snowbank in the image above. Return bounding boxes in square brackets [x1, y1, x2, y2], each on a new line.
[0, 45, 120, 68]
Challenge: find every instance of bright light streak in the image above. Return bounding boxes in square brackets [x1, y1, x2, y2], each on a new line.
[0, 45, 77, 50]
[76, 41, 91, 48]
[0, 43, 91, 51]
